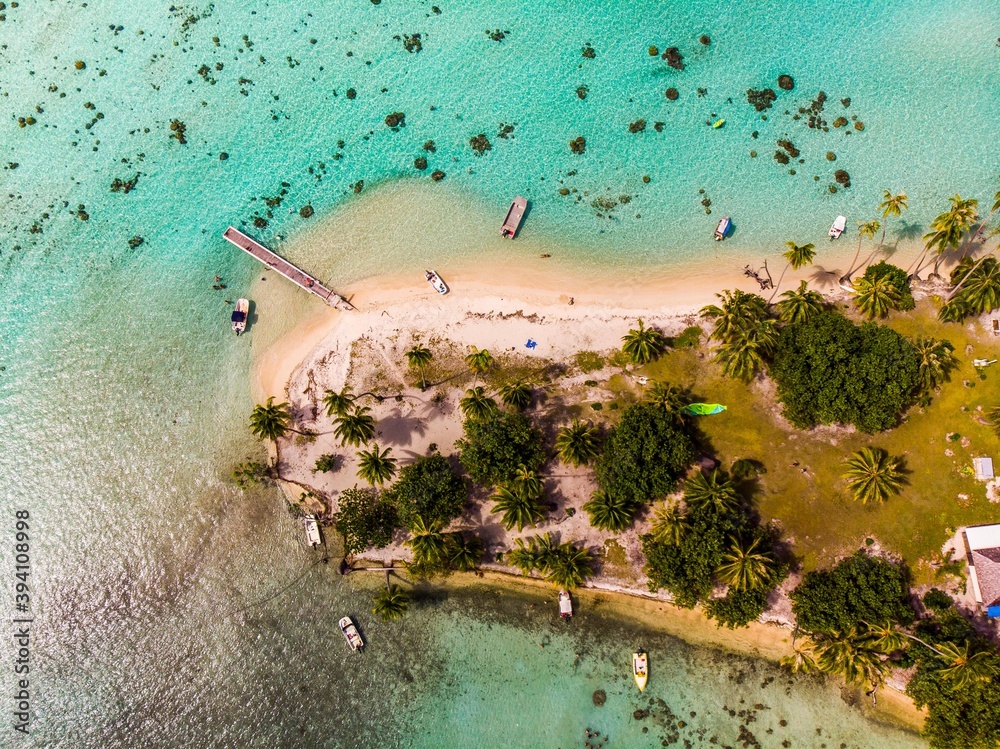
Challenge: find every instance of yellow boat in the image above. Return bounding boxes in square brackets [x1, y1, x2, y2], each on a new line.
[633, 650, 648, 691]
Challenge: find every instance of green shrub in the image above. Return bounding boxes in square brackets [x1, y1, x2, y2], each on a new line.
[922, 587, 954, 613]
[790, 551, 914, 633]
[455, 412, 544, 489]
[334, 486, 399, 556]
[574, 350, 606, 373]
[383, 453, 467, 530]
[674, 325, 703, 348]
[705, 587, 770, 629]
[771, 311, 920, 433]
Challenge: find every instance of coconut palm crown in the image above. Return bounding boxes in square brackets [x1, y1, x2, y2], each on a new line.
[249, 397, 293, 443]
[334, 405, 377, 447]
[621, 318, 667, 365]
[405, 344, 433, 390]
[555, 420, 600, 467]
[372, 584, 409, 622]
[459, 386, 499, 421]
[776, 280, 825, 324]
[357, 443, 397, 486]
[582, 490, 636, 532]
[715, 535, 775, 591]
[843, 447, 905, 504]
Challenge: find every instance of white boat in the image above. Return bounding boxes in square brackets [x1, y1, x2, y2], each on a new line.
[304, 514, 321, 547]
[339, 616, 364, 652]
[425, 269, 448, 295]
[829, 215, 846, 239]
[558, 590, 573, 618]
[633, 650, 648, 691]
[231, 298, 249, 335]
[500, 196, 528, 238]
[714, 216, 731, 241]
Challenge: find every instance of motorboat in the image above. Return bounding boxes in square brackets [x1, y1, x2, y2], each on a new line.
[633, 650, 648, 691]
[829, 215, 846, 239]
[500, 196, 528, 238]
[558, 590, 573, 618]
[339, 616, 364, 652]
[231, 298, 249, 335]
[425, 270, 448, 295]
[304, 514, 321, 547]
[714, 216, 731, 241]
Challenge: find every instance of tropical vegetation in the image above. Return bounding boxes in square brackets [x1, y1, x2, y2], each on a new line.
[405, 344, 433, 390]
[383, 453, 467, 530]
[334, 486, 399, 556]
[504, 533, 594, 589]
[372, 584, 409, 622]
[357, 443, 397, 486]
[456, 411, 545, 488]
[842, 447, 905, 504]
[620, 318, 667, 364]
[554, 420, 600, 467]
[582, 489, 636, 532]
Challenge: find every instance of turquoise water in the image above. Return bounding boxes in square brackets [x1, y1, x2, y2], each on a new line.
[4, 0, 996, 744]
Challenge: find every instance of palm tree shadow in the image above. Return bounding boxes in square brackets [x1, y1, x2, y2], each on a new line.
[894, 221, 924, 243]
[375, 410, 428, 447]
[807, 265, 843, 290]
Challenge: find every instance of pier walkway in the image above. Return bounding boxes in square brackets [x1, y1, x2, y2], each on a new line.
[223, 226, 352, 309]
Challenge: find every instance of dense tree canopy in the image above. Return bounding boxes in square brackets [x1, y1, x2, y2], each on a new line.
[862, 261, 915, 311]
[455, 412, 545, 489]
[771, 312, 920, 433]
[334, 486, 399, 556]
[595, 403, 695, 505]
[383, 453, 467, 530]
[790, 551, 914, 633]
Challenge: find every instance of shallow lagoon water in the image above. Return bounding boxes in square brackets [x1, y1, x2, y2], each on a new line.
[2, 0, 994, 744]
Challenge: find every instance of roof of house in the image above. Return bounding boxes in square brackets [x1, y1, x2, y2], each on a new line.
[965, 524, 1000, 609]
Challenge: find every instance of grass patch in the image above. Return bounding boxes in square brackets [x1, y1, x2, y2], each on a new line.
[574, 350, 606, 373]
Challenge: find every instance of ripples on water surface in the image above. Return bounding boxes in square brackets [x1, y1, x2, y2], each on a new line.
[4, 0, 993, 744]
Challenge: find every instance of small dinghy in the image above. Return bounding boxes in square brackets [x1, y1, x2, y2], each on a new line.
[633, 650, 649, 692]
[339, 616, 364, 652]
[304, 514, 321, 547]
[558, 590, 573, 618]
[829, 215, 846, 239]
[425, 269, 448, 295]
[500, 196, 528, 239]
[231, 298, 249, 335]
[712, 118, 725, 129]
[714, 216, 731, 241]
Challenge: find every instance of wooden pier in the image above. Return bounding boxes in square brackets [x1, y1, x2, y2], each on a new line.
[223, 226, 352, 309]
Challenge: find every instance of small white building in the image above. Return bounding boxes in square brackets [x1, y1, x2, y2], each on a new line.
[974, 457, 995, 481]
[962, 524, 1000, 618]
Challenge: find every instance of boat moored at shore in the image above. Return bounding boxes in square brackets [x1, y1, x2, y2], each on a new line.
[714, 216, 731, 241]
[558, 590, 573, 618]
[829, 215, 846, 239]
[500, 197, 528, 239]
[633, 650, 648, 691]
[339, 616, 364, 652]
[304, 514, 321, 547]
[231, 298, 249, 335]
[425, 270, 449, 295]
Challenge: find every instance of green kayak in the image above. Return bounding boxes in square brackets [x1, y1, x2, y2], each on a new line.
[682, 403, 727, 416]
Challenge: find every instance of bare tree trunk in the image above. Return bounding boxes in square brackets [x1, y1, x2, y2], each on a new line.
[767, 263, 791, 304]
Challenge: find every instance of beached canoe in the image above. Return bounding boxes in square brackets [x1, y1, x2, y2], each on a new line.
[714, 216, 731, 241]
[425, 269, 449, 295]
[231, 298, 249, 335]
[339, 616, 364, 652]
[829, 215, 846, 239]
[558, 590, 573, 618]
[633, 650, 648, 691]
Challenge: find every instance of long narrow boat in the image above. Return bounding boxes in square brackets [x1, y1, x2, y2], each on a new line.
[304, 514, 321, 547]
[339, 616, 364, 652]
[714, 216, 731, 241]
[558, 590, 573, 618]
[231, 298, 249, 335]
[500, 196, 528, 239]
[829, 215, 846, 239]
[633, 650, 648, 691]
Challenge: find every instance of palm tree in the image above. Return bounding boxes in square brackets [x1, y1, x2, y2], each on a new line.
[715, 535, 775, 591]
[646, 380, 687, 417]
[322, 386, 355, 418]
[650, 501, 688, 545]
[938, 295, 974, 324]
[841, 220, 881, 283]
[465, 347, 494, 384]
[547, 542, 594, 590]
[877, 190, 909, 245]
[372, 584, 409, 622]
[914, 338, 958, 394]
[582, 490, 635, 532]
[406, 515, 448, 566]
[843, 447, 905, 504]
[987, 405, 1000, 438]
[506, 536, 540, 575]
[334, 405, 377, 447]
[249, 397, 293, 443]
[405, 344, 433, 390]
[852, 274, 902, 319]
[816, 628, 889, 689]
[715, 318, 777, 382]
[683, 470, 740, 515]
[935, 641, 1000, 690]
[445, 532, 484, 572]
[555, 420, 600, 467]
[511, 465, 544, 500]
[781, 639, 822, 674]
[950, 256, 1000, 313]
[459, 386, 499, 421]
[919, 195, 979, 277]
[775, 280, 825, 324]
[768, 241, 816, 302]
[863, 622, 910, 654]
[701, 289, 769, 344]
[499, 380, 532, 411]
[621, 318, 667, 365]
[357, 443, 397, 486]
[491, 486, 545, 531]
